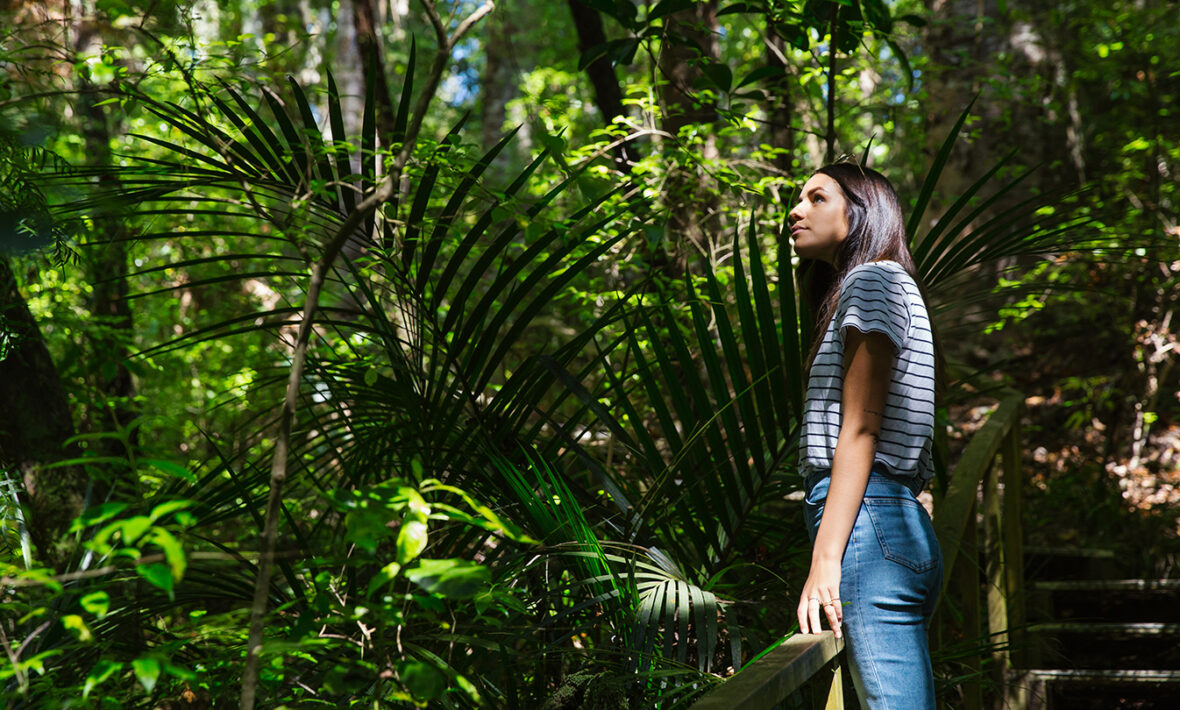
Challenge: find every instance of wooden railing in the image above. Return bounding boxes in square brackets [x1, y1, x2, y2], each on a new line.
[691, 390, 1025, 709]
[691, 631, 847, 710]
[931, 389, 1026, 709]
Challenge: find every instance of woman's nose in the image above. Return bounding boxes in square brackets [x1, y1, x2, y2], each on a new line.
[788, 202, 803, 223]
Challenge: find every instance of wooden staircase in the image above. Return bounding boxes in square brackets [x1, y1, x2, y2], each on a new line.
[1017, 547, 1180, 708]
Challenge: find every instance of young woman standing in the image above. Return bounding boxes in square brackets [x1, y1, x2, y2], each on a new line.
[789, 163, 943, 709]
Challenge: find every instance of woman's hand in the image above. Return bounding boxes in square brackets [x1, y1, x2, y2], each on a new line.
[797, 555, 843, 638]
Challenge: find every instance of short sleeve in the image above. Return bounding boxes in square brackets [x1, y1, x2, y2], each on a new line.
[835, 264, 911, 353]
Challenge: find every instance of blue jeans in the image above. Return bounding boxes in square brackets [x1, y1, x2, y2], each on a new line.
[804, 471, 942, 710]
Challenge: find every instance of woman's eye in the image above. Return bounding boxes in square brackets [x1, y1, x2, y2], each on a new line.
[813, 195, 824, 203]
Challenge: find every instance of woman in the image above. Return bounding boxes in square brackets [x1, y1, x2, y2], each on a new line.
[789, 162, 942, 709]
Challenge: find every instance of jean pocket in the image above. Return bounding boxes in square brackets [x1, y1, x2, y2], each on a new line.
[864, 497, 940, 573]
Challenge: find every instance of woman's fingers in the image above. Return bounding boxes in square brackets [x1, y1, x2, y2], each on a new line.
[823, 598, 842, 639]
[799, 589, 843, 637]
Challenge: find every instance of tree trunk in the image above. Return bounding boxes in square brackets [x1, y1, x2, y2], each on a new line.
[0, 257, 87, 566]
[352, 0, 398, 140]
[765, 21, 795, 180]
[478, 6, 524, 186]
[75, 9, 137, 474]
[921, 0, 1073, 222]
[480, 9, 515, 150]
[658, 0, 721, 275]
[567, 0, 637, 171]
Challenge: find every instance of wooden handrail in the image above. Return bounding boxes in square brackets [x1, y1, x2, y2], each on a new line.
[932, 389, 1024, 597]
[691, 632, 845, 710]
[932, 388, 1026, 710]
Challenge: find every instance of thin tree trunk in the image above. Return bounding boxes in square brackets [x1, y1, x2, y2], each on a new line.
[75, 19, 136, 457]
[567, 0, 637, 171]
[824, 7, 838, 163]
[765, 23, 795, 178]
[480, 9, 515, 151]
[353, 0, 398, 139]
[658, 0, 720, 275]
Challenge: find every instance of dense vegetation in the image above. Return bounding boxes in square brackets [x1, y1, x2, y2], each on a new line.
[1, 0, 1176, 707]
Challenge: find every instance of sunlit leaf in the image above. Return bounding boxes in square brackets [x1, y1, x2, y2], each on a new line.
[61, 614, 93, 642]
[80, 591, 110, 619]
[397, 519, 428, 565]
[137, 562, 174, 598]
[406, 559, 490, 599]
[83, 660, 122, 699]
[132, 656, 161, 693]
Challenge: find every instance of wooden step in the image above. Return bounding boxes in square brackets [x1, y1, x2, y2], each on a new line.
[1029, 623, 1180, 670]
[1031, 622, 1180, 637]
[1031, 579, 1180, 592]
[1029, 668, 1180, 682]
[1021, 669, 1180, 710]
[1024, 546, 1117, 558]
[1025, 546, 1121, 580]
[1028, 579, 1180, 624]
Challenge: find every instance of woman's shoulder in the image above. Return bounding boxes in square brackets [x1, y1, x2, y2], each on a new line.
[841, 260, 914, 289]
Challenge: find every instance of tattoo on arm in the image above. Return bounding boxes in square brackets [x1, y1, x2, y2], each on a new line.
[864, 408, 885, 418]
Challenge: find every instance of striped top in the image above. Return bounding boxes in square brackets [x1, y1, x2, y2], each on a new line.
[799, 260, 936, 483]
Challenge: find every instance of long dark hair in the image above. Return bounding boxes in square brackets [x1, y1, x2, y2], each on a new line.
[799, 162, 933, 375]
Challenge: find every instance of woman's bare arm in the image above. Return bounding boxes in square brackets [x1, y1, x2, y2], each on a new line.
[797, 327, 895, 637]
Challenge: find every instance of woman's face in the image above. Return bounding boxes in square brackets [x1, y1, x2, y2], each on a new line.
[788, 173, 850, 265]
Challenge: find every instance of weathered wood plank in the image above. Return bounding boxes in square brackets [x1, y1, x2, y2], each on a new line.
[934, 390, 1023, 599]
[1002, 421, 1026, 671]
[691, 632, 844, 710]
[823, 662, 844, 710]
[984, 458, 1009, 681]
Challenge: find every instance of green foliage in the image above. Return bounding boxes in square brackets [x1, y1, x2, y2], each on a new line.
[2, 0, 1173, 707]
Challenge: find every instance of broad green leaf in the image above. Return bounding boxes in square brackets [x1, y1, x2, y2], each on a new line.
[346, 507, 392, 553]
[649, 0, 695, 22]
[62, 614, 93, 642]
[162, 660, 197, 681]
[119, 516, 152, 545]
[400, 660, 446, 701]
[141, 459, 196, 482]
[83, 660, 123, 699]
[149, 528, 187, 581]
[132, 656, 161, 692]
[70, 503, 127, 532]
[367, 561, 402, 596]
[703, 61, 733, 92]
[406, 559, 490, 599]
[403, 488, 430, 518]
[396, 519, 428, 565]
[137, 562, 174, 598]
[80, 591, 110, 619]
[149, 499, 195, 522]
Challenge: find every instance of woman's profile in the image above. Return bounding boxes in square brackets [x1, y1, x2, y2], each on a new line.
[789, 162, 943, 709]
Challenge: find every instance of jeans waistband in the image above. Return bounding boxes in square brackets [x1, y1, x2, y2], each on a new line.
[804, 462, 924, 498]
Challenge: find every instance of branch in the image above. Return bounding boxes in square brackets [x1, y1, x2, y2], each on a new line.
[238, 4, 495, 708]
[825, 6, 838, 164]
